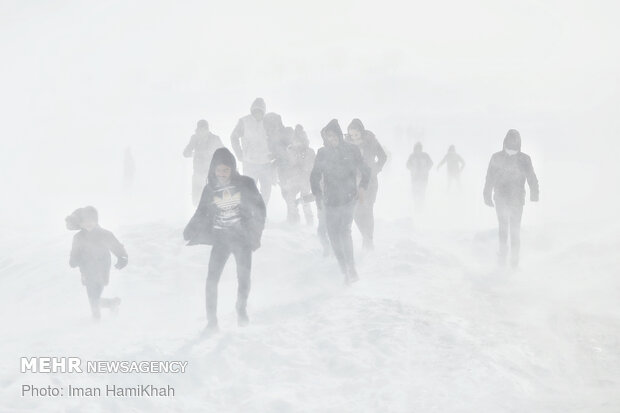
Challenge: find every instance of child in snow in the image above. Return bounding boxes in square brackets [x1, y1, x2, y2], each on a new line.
[66, 206, 128, 320]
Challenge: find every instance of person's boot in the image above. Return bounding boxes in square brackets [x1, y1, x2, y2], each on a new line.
[346, 267, 359, 285]
[203, 319, 219, 337]
[237, 308, 250, 327]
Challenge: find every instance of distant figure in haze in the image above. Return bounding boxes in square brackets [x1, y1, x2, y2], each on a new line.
[123, 146, 135, 192]
[406, 142, 433, 211]
[437, 145, 465, 190]
[231, 98, 275, 205]
[279, 125, 316, 225]
[346, 119, 387, 250]
[310, 119, 370, 284]
[483, 129, 539, 268]
[183, 119, 224, 206]
[184, 148, 266, 334]
[66, 206, 128, 321]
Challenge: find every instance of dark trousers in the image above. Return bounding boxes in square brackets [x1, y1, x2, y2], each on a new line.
[317, 207, 330, 252]
[206, 236, 252, 324]
[325, 200, 356, 274]
[495, 199, 524, 265]
[354, 177, 378, 246]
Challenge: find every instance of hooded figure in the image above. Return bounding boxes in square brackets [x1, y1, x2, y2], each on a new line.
[437, 144, 465, 189]
[184, 147, 266, 332]
[279, 124, 316, 225]
[183, 119, 224, 206]
[67, 206, 127, 320]
[345, 118, 387, 249]
[310, 119, 370, 283]
[406, 142, 433, 211]
[230, 98, 275, 204]
[483, 129, 539, 268]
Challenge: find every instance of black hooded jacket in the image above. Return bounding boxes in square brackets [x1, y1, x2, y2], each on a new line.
[483, 130, 539, 205]
[310, 120, 370, 207]
[183, 148, 266, 250]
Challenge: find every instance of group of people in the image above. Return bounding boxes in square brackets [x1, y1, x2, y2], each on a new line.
[66, 97, 539, 335]
[405, 143, 466, 211]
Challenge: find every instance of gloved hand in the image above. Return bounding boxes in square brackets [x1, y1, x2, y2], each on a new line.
[115, 256, 128, 269]
[531, 192, 539, 202]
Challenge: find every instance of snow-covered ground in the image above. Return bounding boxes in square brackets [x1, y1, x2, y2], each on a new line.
[2, 2, 620, 411]
[1, 198, 619, 412]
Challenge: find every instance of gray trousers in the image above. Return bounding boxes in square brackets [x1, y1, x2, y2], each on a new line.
[243, 162, 273, 205]
[495, 199, 524, 265]
[85, 281, 115, 318]
[325, 200, 356, 274]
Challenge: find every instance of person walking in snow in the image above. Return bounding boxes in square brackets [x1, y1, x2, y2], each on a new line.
[437, 144, 465, 190]
[230, 98, 275, 205]
[346, 119, 387, 250]
[310, 119, 370, 284]
[406, 142, 433, 211]
[278, 125, 316, 225]
[183, 119, 224, 206]
[66, 206, 128, 321]
[483, 129, 539, 268]
[184, 148, 266, 333]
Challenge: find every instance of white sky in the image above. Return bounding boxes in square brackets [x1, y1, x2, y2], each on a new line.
[0, 0, 618, 226]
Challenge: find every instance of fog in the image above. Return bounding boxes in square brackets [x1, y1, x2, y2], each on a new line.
[1, 1, 619, 411]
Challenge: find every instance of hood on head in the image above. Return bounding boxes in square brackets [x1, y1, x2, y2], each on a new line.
[294, 124, 309, 147]
[321, 119, 344, 143]
[208, 147, 238, 185]
[196, 119, 209, 131]
[503, 129, 521, 151]
[414, 142, 423, 153]
[251, 98, 266, 115]
[347, 118, 365, 133]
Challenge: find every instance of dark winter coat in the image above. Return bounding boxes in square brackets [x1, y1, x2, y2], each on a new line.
[406, 149, 433, 181]
[483, 130, 539, 205]
[310, 120, 371, 207]
[183, 148, 266, 250]
[183, 131, 224, 175]
[70, 227, 127, 286]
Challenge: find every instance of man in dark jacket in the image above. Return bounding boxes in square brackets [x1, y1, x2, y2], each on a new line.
[483, 129, 539, 268]
[184, 148, 266, 332]
[183, 119, 224, 206]
[310, 119, 370, 284]
[346, 119, 387, 250]
[67, 206, 128, 320]
[406, 142, 433, 211]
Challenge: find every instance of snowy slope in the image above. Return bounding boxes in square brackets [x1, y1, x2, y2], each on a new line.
[1, 215, 619, 412]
